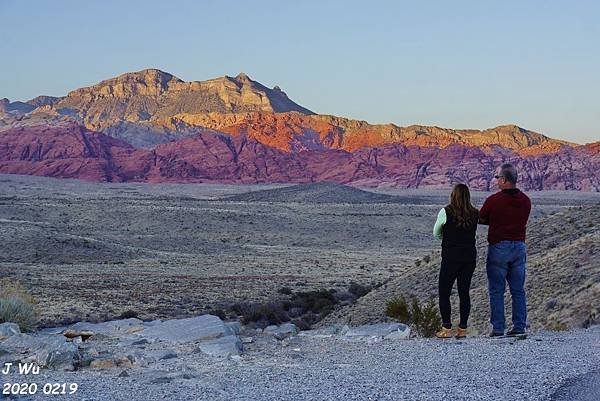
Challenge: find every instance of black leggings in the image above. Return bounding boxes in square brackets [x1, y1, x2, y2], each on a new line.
[438, 257, 476, 329]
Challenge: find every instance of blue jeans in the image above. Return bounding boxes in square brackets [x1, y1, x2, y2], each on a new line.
[486, 240, 528, 333]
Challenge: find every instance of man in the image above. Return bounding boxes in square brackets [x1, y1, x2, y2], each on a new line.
[479, 163, 531, 337]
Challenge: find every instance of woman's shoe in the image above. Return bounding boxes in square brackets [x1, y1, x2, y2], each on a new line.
[435, 327, 453, 338]
[455, 327, 468, 339]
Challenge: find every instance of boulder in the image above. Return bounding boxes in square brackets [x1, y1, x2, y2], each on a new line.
[264, 323, 298, 340]
[225, 321, 242, 335]
[63, 329, 94, 341]
[66, 318, 144, 337]
[299, 325, 345, 338]
[0, 323, 20, 340]
[343, 323, 410, 340]
[139, 315, 228, 343]
[384, 326, 411, 340]
[2, 334, 77, 370]
[196, 335, 242, 357]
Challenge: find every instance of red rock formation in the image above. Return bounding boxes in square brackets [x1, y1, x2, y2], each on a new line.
[1, 125, 598, 191]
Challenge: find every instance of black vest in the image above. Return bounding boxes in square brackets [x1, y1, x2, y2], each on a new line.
[441, 206, 477, 261]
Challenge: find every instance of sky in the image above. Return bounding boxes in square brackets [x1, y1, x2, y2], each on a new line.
[1, 0, 599, 144]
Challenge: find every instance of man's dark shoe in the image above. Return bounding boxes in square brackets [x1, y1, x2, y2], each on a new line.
[489, 331, 504, 338]
[506, 329, 526, 337]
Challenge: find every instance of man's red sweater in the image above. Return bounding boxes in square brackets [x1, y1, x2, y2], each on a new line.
[479, 188, 531, 245]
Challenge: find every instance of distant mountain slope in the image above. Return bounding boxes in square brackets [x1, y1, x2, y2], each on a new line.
[1, 69, 575, 153]
[0, 124, 598, 190]
[172, 112, 570, 153]
[39, 69, 314, 128]
[319, 205, 600, 333]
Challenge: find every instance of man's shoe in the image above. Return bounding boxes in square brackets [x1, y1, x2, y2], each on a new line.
[506, 329, 526, 337]
[455, 327, 468, 339]
[489, 331, 504, 338]
[435, 327, 453, 338]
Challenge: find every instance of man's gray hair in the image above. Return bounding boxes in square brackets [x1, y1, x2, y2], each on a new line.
[500, 163, 518, 184]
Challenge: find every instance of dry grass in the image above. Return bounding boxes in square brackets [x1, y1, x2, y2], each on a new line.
[0, 278, 38, 331]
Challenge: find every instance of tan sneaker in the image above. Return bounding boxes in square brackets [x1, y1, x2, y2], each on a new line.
[455, 327, 468, 339]
[435, 327, 453, 338]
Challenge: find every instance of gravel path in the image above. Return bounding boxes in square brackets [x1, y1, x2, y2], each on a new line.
[4, 326, 599, 401]
[551, 370, 600, 401]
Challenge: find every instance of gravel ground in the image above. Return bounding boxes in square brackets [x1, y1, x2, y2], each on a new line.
[3, 326, 599, 401]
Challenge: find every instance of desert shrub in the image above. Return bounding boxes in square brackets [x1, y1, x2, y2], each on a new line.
[277, 287, 293, 295]
[0, 278, 38, 331]
[412, 298, 441, 338]
[211, 308, 227, 320]
[118, 309, 139, 319]
[240, 301, 289, 327]
[291, 290, 336, 315]
[546, 320, 569, 332]
[231, 288, 344, 330]
[385, 296, 411, 323]
[348, 282, 371, 298]
[385, 296, 441, 338]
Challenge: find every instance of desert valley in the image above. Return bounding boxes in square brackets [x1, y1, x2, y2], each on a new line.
[0, 69, 599, 400]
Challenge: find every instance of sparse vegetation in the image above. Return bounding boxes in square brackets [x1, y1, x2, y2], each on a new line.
[231, 284, 372, 329]
[385, 296, 411, 323]
[0, 278, 38, 331]
[348, 282, 371, 298]
[386, 296, 441, 338]
[546, 319, 569, 332]
[118, 309, 139, 319]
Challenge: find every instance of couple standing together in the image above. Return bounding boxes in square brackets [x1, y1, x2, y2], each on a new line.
[432, 163, 531, 338]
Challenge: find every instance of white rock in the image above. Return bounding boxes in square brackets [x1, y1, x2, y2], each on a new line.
[344, 323, 409, 340]
[67, 318, 144, 337]
[384, 326, 411, 340]
[225, 321, 242, 335]
[2, 334, 77, 370]
[139, 315, 229, 343]
[197, 335, 242, 357]
[264, 323, 298, 340]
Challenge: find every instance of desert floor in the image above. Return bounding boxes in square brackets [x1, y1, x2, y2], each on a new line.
[1, 174, 598, 326]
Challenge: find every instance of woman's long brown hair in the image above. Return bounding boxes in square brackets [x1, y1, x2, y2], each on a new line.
[447, 184, 479, 228]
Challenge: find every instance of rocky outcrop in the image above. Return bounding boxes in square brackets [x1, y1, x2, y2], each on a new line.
[4, 69, 574, 154]
[169, 112, 569, 154]
[36, 69, 313, 133]
[0, 98, 35, 114]
[0, 125, 598, 190]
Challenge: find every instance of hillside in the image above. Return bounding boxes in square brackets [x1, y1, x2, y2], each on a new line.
[224, 182, 402, 203]
[319, 204, 600, 333]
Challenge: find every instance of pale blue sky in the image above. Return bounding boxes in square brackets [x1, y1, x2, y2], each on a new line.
[1, 0, 599, 144]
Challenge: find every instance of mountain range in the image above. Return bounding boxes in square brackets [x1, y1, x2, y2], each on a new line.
[1, 69, 598, 190]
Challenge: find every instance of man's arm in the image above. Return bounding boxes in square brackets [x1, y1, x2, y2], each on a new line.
[479, 198, 490, 225]
[433, 208, 446, 239]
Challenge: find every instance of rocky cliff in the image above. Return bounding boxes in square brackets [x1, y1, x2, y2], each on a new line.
[2, 69, 575, 153]
[1, 69, 596, 189]
[1, 124, 598, 190]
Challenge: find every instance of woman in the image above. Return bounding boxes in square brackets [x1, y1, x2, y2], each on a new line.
[432, 184, 479, 338]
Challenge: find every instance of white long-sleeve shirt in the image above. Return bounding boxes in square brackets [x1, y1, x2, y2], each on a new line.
[433, 208, 446, 240]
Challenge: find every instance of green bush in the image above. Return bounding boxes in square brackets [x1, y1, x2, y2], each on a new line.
[385, 296, 411, 323]
[0, 279, 38, 331]
[385, 296, 441, 338]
